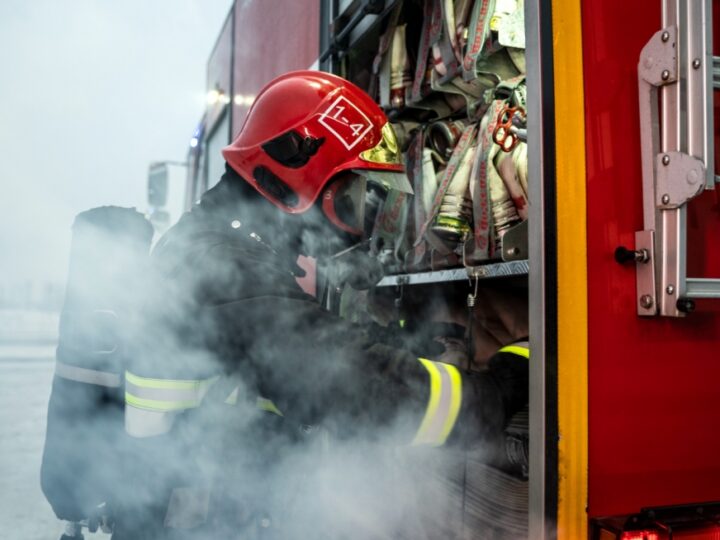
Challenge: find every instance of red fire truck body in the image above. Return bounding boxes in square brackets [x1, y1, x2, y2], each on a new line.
[185, 1, 320, 203]
[584, 0, 720, 518]
[176, 1, 720, 538]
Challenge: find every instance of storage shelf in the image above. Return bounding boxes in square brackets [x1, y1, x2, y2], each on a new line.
[376, 260, 529, 287]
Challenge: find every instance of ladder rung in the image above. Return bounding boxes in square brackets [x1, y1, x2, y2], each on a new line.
[685, 278, 720, 299]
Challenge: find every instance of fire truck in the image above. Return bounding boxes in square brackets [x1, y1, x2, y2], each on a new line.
[161, 0, 720, 538]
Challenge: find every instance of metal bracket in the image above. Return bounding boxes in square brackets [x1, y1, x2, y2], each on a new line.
[634, 1, 715, 317]
[655, 151, 706, 208]
[638, 26, 677, 86]
[375, 260, 529, 287]
[500, 219, 528, 261]
[635, 230, 657, 316]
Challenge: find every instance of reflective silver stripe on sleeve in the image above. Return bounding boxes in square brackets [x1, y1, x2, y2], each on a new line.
[55, 361, 121, 388]
[125, 405, 177, 438]
[412, 359, 463, 446]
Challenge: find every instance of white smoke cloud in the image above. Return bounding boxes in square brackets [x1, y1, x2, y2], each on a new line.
[0, 1, 232, 537]
[0, 0, 232, 285]
[38, 187, 528, 539]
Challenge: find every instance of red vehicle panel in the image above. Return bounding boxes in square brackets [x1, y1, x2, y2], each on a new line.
[231, 0, 319, 138]
[583, 0, 720, 517]
[207, 10, 234, 132]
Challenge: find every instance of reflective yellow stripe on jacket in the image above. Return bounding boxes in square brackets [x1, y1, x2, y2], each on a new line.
[225, 387, 284, 417]
[126, 373, 286, 438]
[125, 371, 218, 410]
[498, 341, 530, 359]
[125, 371, 219, 438]
[412, 358, 463, 446]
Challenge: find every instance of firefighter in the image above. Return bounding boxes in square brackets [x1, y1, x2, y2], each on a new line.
[117, 71, 529, 539]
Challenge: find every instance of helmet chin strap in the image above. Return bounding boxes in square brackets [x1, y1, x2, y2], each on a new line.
[289, 197, 387, 290]
[324, 237, 386, 291]
[329, 237, 372, 260]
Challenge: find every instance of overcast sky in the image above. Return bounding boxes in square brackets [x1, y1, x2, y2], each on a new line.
[0, 0, 232, 285]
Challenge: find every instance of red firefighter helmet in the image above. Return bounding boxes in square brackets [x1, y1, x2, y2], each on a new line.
[222, 71, 409, 224]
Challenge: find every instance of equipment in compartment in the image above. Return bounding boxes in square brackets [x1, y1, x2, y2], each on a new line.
[336, 0, 528, 274]
[329, 4, 530, 539]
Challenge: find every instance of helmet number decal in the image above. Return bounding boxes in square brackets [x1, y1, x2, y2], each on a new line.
[319, 96, 373, 150]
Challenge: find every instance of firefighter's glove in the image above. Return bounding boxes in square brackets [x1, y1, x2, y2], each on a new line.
[368, 321, 464, 359]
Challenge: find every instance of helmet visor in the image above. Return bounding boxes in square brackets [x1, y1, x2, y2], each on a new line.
[330, 173, 369, 236]
[323, 170, 411, 238]
[351, 169, 413, 195]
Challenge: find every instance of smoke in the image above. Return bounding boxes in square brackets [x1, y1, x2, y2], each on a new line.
[39, 174, 529, 540]
[0, 3, 530, 539]
[0, 0, 232, 290]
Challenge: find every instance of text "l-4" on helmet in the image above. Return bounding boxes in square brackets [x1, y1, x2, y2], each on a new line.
[222, 70, 408, 215]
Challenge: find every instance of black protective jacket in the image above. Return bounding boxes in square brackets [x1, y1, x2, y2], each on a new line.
[118, 172, 528, 539]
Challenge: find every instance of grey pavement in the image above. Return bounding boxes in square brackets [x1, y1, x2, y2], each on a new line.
[0, 309, 104, 539]
[0, 348, 63, 539]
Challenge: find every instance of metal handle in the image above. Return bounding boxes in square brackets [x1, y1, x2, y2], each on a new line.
[615, 246, 650, 265]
